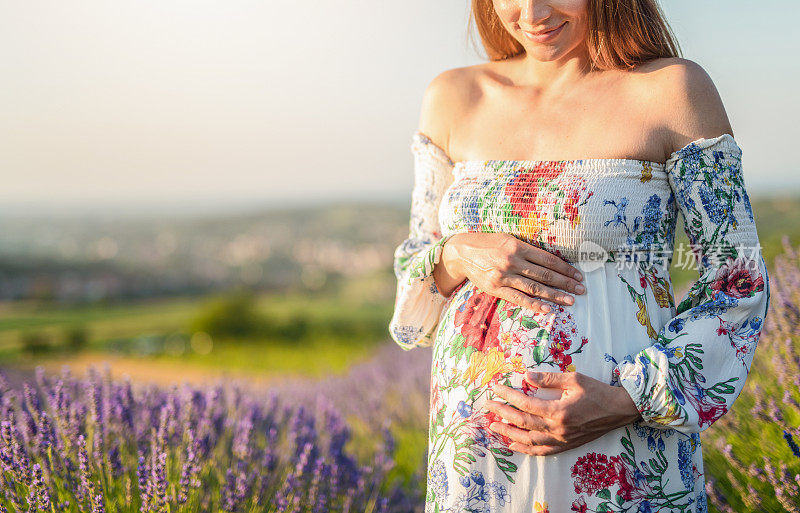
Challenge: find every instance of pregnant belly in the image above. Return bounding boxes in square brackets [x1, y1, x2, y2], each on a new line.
[427, 262, 675, 474]
[433, 262, 673, 390]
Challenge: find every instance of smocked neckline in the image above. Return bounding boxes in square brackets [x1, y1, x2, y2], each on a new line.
[412, 130, 740, 171]
[454, 157, 663, 170]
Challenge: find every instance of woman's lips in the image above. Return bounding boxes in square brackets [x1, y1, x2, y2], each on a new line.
[522, 21, 566, 43]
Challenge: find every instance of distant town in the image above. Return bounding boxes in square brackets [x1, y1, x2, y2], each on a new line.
[0, 202, 409, 303]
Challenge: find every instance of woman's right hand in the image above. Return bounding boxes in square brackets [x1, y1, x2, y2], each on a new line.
[437, 232, 586, 314]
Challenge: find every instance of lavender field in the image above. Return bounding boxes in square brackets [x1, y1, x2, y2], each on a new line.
[0, 342, 432, 512]
[1, 236, 799, 512]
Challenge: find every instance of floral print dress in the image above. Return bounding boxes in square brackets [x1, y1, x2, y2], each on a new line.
[389, 130, 771, 513]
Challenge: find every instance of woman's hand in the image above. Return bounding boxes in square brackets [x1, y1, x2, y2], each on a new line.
[436, 232, 586, 314]
[482, 370, 642, 456]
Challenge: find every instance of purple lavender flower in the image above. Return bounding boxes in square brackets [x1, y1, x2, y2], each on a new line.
[0, 341, 436, 513]
[136, 451, 150, 512]
[31, 463, 52, 511]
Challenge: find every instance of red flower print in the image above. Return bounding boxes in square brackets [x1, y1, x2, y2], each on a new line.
[711, 256, 765, 298]
[479, 410, 515, 446]
[506, 163, 567, 218]
[562, 187, 591, 228]
[571, 452, 620, 495]
[455, 291, 502, 352]
[500, 297, 523, 315]
[696, 399, 728, 428]
[548, 329, 576, 371]
[553, 330, 573, 351]
[612, 455, 636, 501]
[521, 375, 539, 396]
[550, 350, 573, 372]
[570, 497, 588, 513]
[430, 378, 441, 418]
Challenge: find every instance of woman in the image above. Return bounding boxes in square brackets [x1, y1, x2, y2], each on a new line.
[389, 1, 771, 512]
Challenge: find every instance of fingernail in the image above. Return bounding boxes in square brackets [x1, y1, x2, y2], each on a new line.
[563, 296, 574, 305]
[575, 284, 585, 293]
[541, 305, 550, 313]
[574, 271, 583, 280]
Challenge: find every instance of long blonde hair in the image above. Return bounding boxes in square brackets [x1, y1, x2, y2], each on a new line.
[468, 0, 682, 69]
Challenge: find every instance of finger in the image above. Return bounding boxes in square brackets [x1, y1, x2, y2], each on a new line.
[489, 424, 569, 455]
[497, 287, 554, 314]
[510, 442, 568, 456]
[521, 246, 584, 283]
[514, 275, 576, 306]
[528, 428, 569, 445]
[488, 422, 567, 446]
[524, 370, 574, 390]
[483, 400, 548, 432]
[487, 421, 548, 447]
[490, 383, 560, 420]
[517, 262, 586, 296]
[507, 442, 539, 456]
[518, 431, 604, 456]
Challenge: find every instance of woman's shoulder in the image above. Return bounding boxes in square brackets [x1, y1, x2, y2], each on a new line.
[417, 64, 487, 159]
[420, 64, 482, 119]
[624, 57, 718, 103]
[628, 57, 716, 94]
[627, 57, 734, 153]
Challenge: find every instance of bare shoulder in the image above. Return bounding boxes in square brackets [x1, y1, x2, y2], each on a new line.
[418, 64, 484, 158]
[632, 57, 734, 152]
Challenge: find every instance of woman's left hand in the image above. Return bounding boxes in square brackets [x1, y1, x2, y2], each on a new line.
[482, 370, 643, 456]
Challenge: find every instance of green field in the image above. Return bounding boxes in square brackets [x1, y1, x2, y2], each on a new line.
[0, 289, 396, 382]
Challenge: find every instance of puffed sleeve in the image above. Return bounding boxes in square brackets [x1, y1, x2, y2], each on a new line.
[388, 130, 458, 350]
[612, 134, 771, 433]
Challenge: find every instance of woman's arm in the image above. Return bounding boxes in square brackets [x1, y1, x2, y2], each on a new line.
[612, 61, 771, 433]
[387, 72, 463, 350]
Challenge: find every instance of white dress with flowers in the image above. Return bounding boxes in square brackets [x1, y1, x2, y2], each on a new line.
[389, 130, 771, 513]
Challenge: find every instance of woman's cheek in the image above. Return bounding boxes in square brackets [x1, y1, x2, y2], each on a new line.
[557, 0, 588, 14]
[491, 0, 518, 22]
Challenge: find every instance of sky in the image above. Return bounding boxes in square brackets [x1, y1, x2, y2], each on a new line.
[1, 0, 798, 216]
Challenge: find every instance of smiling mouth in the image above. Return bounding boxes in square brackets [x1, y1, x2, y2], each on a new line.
[521, 21, 566, 41]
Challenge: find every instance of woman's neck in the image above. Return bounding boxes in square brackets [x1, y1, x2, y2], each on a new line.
[504, 46, 595, 93]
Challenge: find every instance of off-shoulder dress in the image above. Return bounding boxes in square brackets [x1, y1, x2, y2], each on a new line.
[389, 130, 770, 513]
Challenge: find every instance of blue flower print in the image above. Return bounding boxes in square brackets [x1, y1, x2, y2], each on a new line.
[428, 459, 449, 503]
[462, 194, 481, 230]
[695, 491, 709, 513]
[678, 438, 694, 489]
[633, 421, 675, 451]
[668, 318, 686, 333]
[470, 470, 485, 486]
[688, 291, 739, 320]
[638, 194, 664, 247]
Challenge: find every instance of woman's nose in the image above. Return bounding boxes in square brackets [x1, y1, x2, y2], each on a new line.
[519, 0, 553, 26]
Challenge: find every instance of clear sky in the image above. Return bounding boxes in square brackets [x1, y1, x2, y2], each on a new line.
[1, 0, 798, 215]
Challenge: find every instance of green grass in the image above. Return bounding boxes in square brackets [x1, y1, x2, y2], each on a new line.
[0, 289, 396, 380]
[148, 336, 382, 376]
[0, 296, 204, 350]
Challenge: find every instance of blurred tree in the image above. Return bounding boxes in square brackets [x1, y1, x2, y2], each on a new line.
[189, 288, 265, 339]
[20, 329, 51, 355]
[63, 324, 90, 353]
